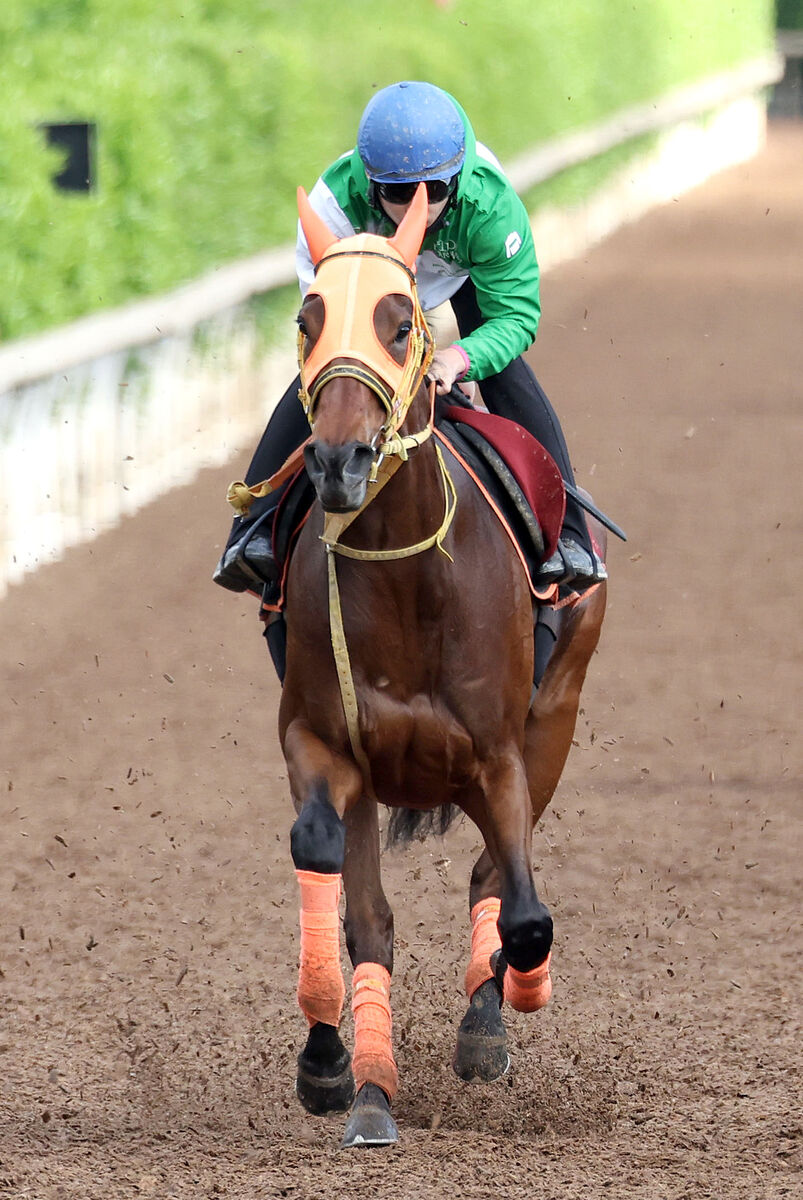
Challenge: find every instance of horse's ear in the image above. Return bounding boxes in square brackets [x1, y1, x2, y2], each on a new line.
[388, 182, 428, 269]
[297, 187, 338, 265]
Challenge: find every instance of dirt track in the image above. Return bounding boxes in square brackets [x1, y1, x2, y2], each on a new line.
[1, 124, 801, 1199]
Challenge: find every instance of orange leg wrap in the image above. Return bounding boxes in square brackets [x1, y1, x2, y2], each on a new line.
[503, 951, 553, 1013]
[464, 898, 503, 999]
[351, 962, 398, 1101]
[296, 869, 345, 1028]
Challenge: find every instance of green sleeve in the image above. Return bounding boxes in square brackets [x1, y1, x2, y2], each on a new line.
[454, 190, 541, 382]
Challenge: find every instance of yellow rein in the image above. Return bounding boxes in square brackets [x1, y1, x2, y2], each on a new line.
[232, 256, 456, 796]
[320, 434, 457, 799]
[296, 279, 460, 795]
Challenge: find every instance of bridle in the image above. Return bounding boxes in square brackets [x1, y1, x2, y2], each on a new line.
[294, 235, 458, 797]
[296, 243, 436, 472]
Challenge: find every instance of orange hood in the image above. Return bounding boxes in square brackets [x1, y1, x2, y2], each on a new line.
[297, 184, 430, 408]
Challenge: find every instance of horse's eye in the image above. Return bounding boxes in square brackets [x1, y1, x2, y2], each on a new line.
[395, 322, 412, 343]
[296, 316, 309, 337]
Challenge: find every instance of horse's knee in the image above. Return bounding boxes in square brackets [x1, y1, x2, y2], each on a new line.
[498, 896, 553, 974]
[291, 780, 346, 874]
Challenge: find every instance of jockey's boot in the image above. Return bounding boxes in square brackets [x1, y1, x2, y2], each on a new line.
[537, 537, 607, 588]
[213, 512, 278, 593]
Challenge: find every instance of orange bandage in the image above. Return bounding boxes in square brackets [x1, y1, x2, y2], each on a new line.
[503, 952, 553, 1013]
[464, 898, 503, 999]
[351, 962, 398, 1101]
[296, 869, 345, 1028]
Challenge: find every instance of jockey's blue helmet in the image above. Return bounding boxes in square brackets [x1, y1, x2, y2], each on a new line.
[357, 81, 466, 183]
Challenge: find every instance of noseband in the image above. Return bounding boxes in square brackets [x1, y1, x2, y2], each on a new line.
[295, 241, 456, 798]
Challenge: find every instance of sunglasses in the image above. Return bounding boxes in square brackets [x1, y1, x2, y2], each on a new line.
[375, 177, 457, 206]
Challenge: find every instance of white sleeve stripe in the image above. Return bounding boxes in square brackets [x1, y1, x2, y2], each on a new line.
[296, 179, 357, 296]
[476, 140, 505, 175]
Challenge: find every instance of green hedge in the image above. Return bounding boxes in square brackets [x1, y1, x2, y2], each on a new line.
[777, 1, 803, 27]
[1, 0, 774, 341]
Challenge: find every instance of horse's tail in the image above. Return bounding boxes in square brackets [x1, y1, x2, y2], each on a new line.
[385, 804, 460, 849]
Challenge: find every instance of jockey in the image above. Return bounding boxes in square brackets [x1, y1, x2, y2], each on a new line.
[214, 80, 606, 593]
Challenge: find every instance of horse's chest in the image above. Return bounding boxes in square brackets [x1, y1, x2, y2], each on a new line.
[359, 683, 478, 801]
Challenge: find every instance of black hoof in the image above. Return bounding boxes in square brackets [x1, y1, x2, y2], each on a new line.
[296, 1056, 355, 1115]
[453, 978, 510, 1083]
[296, 1024, 355, 1115]
[341, 1083, 398, 1148]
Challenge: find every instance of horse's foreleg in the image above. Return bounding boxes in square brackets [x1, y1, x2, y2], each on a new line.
[467, 755, 554, 1015]
[340, 796, 398, 1148]
[453, 849, 509, 1082]
[284, 722, 364, 1115]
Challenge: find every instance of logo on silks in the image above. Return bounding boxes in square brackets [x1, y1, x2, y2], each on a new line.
[433, 238, 459, 263]
[505, 231, 522, 259]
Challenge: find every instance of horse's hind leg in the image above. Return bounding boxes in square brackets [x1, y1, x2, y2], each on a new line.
[525, 585, 607, 819]
[340, 794, 399, 1148]
[453, 849, 509, 1083]
[462, 752, 555, 1016]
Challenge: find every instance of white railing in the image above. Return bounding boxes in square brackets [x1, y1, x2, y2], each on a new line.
[0, 54, 783, 596]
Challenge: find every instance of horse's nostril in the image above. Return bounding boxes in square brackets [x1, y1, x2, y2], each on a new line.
[306, 441, 375, 482]
[347, 444, 376, 478]
[304, 440, 376, 512]
[304, 444, 324, 475]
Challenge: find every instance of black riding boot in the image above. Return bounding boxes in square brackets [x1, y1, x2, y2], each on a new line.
[213, 375, 309, 592]
[450, 280, 605, 586]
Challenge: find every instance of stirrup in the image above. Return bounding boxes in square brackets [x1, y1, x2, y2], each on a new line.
[213, 513, 278, 593]
[537, 538, 607, 587]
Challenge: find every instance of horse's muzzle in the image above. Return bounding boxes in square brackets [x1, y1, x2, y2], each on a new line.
[304, 440, 377, 512]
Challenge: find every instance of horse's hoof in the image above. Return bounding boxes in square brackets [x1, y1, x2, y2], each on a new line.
[341, 1083, 398, 1148]
[296, 1059, 356, 1115]
[453, 1030, 510, 1083]
[296, 1029, 355, 1115]
[453, 977, 510, 1083]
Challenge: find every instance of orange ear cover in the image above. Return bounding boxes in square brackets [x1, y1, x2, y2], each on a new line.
[388, 182, 428, 269]
[297, 186, 338, 265]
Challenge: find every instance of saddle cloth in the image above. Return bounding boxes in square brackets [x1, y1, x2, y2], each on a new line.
[436, 406, 565, 588]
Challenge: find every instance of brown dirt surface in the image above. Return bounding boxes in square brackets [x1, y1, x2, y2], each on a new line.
[1, 123, 801, 1200]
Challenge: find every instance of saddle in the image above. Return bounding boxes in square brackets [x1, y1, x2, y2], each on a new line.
[435, 404, 565, 592]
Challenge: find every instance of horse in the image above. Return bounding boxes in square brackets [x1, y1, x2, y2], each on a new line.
[275, 183, 607, 1148]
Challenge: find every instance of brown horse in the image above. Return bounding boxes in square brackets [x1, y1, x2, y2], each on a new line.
[277, 185, 606, 1147]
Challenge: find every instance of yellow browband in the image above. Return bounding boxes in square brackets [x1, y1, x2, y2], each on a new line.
[295, 235, 458, 796]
